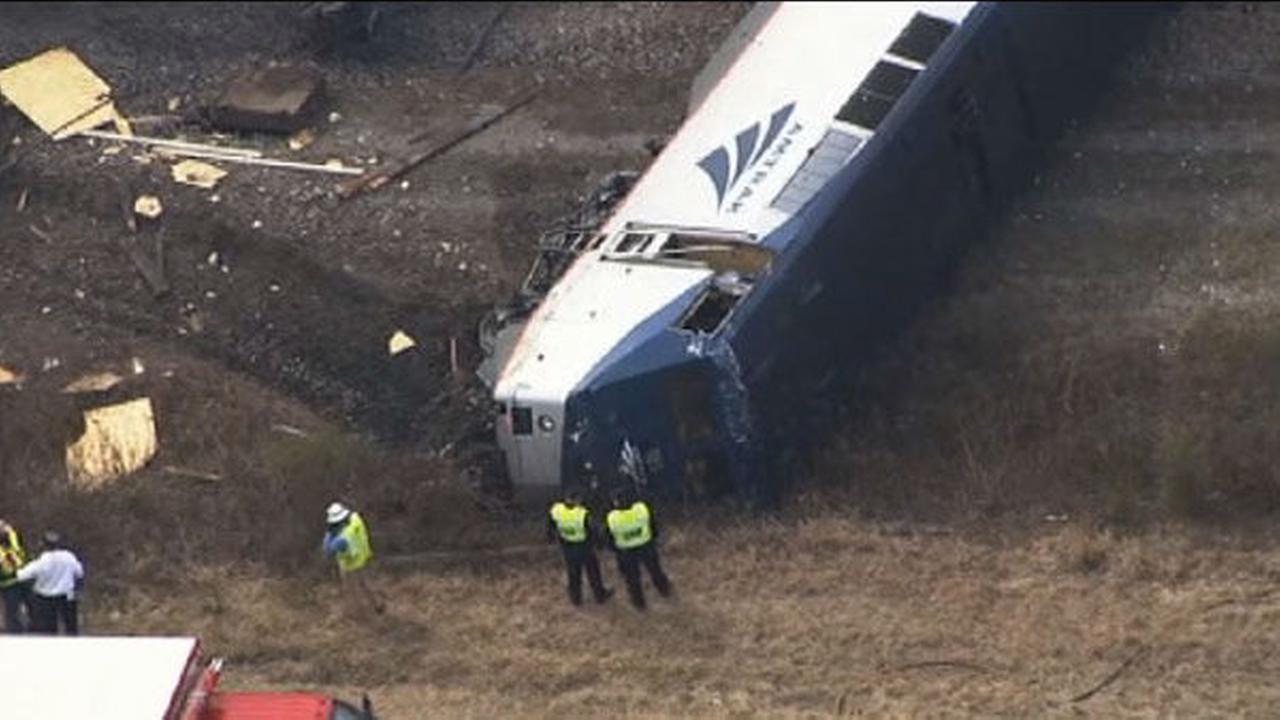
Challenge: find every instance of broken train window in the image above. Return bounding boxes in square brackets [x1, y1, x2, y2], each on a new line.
[677, 273, 753, 334]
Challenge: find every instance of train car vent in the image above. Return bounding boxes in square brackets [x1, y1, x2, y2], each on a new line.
[837, 60, 920, 132]
[615, 232, 655, 253]
[888, 12, 957, 65]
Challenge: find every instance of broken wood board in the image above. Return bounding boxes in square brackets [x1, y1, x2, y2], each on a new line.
[0, 47, 131, 139]
[65, 397, 157, 489]
[209, 65, 325, 134]
[80, 129, 262, 158]
[0, 365, 22, 385]
[153, 146, 363, 175]
[388, 330, 417, 355]
[62, 372, 124, 394]
[171, 159, 227, 189]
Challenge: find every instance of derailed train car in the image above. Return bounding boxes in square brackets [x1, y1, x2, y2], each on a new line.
[489, 2, 1168, 504]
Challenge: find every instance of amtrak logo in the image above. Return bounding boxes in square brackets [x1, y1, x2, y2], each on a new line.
[697, 102, 799, 213]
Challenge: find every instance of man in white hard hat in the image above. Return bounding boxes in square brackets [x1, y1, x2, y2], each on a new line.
[321, 501, 385, 614]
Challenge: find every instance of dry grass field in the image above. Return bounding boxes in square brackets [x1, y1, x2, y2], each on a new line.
[88, 515, 1280, 718]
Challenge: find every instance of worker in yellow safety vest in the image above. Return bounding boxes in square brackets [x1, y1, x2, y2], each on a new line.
[322, 501, 385, 614]
[547, 490, 613, 606]
[0, 519, 32, 633]
[605, 488, 673, 610]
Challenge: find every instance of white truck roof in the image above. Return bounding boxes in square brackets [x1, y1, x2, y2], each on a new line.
[1, 635, 199, 720]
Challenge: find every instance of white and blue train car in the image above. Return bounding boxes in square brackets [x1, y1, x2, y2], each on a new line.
[492, 2, 1166, 505]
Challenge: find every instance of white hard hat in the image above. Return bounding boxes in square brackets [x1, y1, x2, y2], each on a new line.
[326, 502, 351, 524]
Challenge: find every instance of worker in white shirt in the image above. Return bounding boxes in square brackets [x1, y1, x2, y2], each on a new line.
[16, 531, 84, 635]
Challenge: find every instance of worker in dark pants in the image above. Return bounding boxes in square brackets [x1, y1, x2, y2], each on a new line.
[547, 490, 613, 606]
[0, 519, 32, 633]
[18, 531, 84, 635]
[605, 488, 673, 610]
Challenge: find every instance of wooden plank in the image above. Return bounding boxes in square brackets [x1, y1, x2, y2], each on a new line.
[152, 146, 364, 175]
[79, 129, 263, 158]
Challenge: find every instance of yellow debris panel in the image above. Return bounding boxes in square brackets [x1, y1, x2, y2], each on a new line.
[0, 46, 131, 139]
[0, 365, 21, 385]
[171, 159, 227, 189]
[62, 372, 124, 394]
[388, 330, 417, 356]
[65, 397, 157, 489]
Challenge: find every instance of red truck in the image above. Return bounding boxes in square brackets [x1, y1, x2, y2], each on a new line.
[0, 635, 376, 720]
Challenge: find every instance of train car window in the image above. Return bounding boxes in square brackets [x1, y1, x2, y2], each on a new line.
[588, 233, 608, 250]
[888, 12, 957, 65]
[772, 128, 864, 214]
[678, 285, 741, 334]
[615, 232, 655, 253]
[837, 60, 920, 131]
[512, 407, 534, 435]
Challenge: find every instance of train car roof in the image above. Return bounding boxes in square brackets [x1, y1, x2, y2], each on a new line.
[2, 635, 200, 720]
[498, 2, 976, 403]
[600, 1, 975, 240]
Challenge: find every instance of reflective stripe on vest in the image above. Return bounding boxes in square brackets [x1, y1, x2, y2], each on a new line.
[0, 527, 25, 588]
[550, 502, 588, 543]
[607, 502, 653, 550]
[337, 513, 373, 573]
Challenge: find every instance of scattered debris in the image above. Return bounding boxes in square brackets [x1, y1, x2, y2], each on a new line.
[388, 330, 417, 356]
[271, 423, 309, 438]
[28, 224, 55, 244]
[171, 159, 227, 189]
[340, 89, 539, 199]
[0, 47, 131, 139]
[151, 148, 361, 175]
[62, 371, 124, 394]
[120, 191, 170, 297]
[15, 187, 28, 212]
[131, 357, 146, 375]
[119, 234, 170, 297]
[166, 96, 182, 112]
[80, 129, 262, 158]
[327, 111, 342, 124]
[287, 127, 316, 150]
[41, 357, 61, 372]
[450, 336, 462, 382]
[0, 365, 22, 385]
[133, 195, 163, 219]
[161, 465, 222, 483]
[208, 65, 326, 134]
[65, 397, 158, 489]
